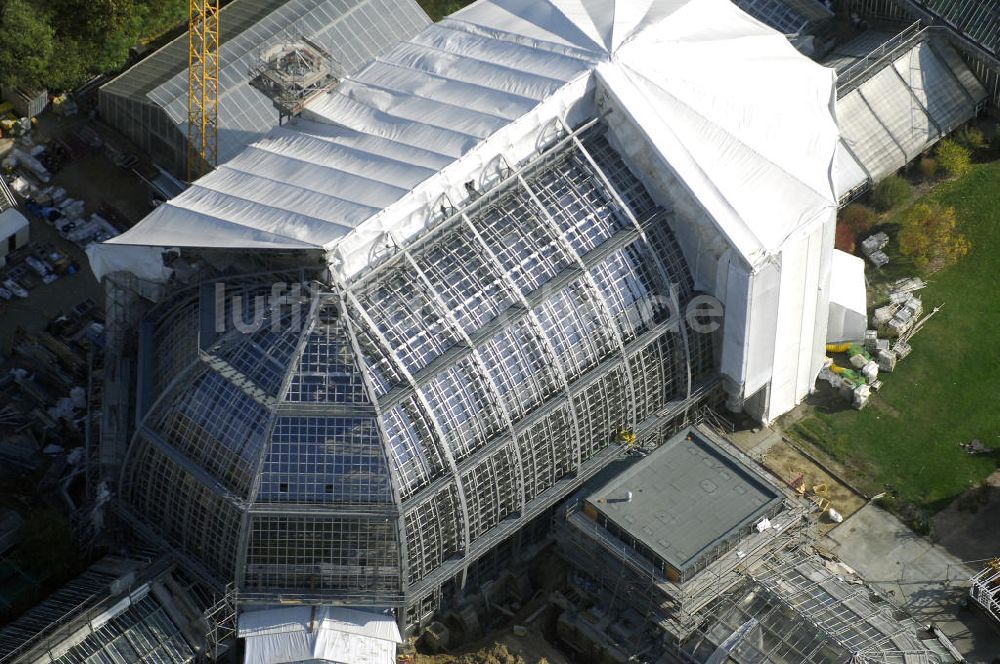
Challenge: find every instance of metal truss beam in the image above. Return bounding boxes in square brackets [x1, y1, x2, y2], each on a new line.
[517, 173, 638, 435]
[351, 118, 602, 290]
[187, 0, 220, 181]
[400, 250, 528, 516]
[369, 222, 640, 414]
[563, 122, 695, 402]
[138, 427, 249, 510]
[342, 290, 474, 585]
[457, 212, 586, 478]
[337, 289, 416, 603]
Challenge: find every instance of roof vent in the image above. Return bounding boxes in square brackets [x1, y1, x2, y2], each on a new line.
[250, 39, 340, 123]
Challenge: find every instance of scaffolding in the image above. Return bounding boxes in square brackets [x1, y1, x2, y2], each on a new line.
[970, 559, 1000, 625]
[249, 39, 339, 123]
[556, 485, 809, 643]
[677, 549, 962, 663]
[552, 421, 962, 664]
[202, 583, 238, 662]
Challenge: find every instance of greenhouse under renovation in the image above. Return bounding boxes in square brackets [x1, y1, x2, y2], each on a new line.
[4, 0, 982, 661]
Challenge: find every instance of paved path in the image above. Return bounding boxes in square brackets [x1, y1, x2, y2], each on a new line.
[825, 504, 1000, 662]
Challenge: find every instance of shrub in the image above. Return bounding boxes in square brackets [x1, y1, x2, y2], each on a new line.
[839, 204, 876, 235]
[457, 644, 525, 664]
[834, 224, 856, 253]
[871, 175, 912, 211]
[935, 139, 972, 177]
[954, 125, 985, 150]
[917, 157, 937, 181]
[993, 122, 1000, 150]
[898, 202, 970, 271]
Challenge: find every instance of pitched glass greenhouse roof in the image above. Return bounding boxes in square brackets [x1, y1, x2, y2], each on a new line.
[833, 35, 987, 188]
[101, 0, 429, 164]
[910, 0, 1000, 56]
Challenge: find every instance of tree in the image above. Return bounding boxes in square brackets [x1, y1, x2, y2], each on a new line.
[419, 0, 470, 21]
[45, 0, 138, 75]
[917, 157, 937, 181]
[936, 139, 972, 178]
[898, 202, 970, 271]
[45, 0, 134, 40]
[953, 125, 985, 150]
[0, 0, 55, 91]
[835, 224, 856, 253]
[0, 0, 189, 93]
[871, 175, 911, 212]
[839, 204, 876, 235]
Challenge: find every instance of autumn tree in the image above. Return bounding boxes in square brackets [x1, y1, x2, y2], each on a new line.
[839, 204, 876, 235]
[898, 202, 970, 271]
[835, 224, 856, 253]
[935, 139, 972, 178]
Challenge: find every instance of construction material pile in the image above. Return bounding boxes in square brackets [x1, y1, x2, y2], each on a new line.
[820, 277, 941, 410]
[819, 343, 879, 410]
[861, 232, 889, 268]
[871, 277, 925, 337]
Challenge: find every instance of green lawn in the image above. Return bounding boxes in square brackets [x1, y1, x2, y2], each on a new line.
[418, 0, 472, 21]
[789, 161, 1000, 512]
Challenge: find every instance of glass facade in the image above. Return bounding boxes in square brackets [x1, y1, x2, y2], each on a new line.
[119, 125, 716, 626]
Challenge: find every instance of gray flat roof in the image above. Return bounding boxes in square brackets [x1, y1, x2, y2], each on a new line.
[586, 427, 782, 578]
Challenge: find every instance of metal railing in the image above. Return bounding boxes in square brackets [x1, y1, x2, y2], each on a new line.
[837, 21, 928, 97]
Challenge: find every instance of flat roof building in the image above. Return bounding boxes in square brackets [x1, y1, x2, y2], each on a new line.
[584, 428, 783, 582]
[555, 426, 962, 663]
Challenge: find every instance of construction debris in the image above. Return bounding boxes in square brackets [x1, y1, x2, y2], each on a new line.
[877, 349, 897, 372]
[960, 440, 995, 455]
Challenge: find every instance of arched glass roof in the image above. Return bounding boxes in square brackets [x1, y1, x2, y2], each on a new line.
[119, 124, 716, 620]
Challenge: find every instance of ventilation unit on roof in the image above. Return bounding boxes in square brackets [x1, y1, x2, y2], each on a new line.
[249, 39, 340, 124]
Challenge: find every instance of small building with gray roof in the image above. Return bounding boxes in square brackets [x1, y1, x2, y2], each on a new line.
[583, 427, 784, 583]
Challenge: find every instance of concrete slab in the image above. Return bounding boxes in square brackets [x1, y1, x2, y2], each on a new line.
[825, 504, 1000, 662]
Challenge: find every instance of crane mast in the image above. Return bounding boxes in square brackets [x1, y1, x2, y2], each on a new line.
[187, 0, 220, 181]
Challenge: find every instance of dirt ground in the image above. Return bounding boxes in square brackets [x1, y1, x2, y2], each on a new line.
[0, 113, 155, 353]
[413, 627, 571, 664]
[761, 438, 866, 528]
[727, 425, 867, 532]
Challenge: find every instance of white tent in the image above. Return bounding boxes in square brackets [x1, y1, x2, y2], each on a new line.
[0, 208, 30, 268]
[827, 249, 867, 344]
[238, 606, 402, 664]
[89, 0, 842, 422]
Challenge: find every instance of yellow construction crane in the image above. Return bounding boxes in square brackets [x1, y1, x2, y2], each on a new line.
[187, 0, 220, 181]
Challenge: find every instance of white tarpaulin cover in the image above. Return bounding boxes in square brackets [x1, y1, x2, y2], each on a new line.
[0, 208, 29, 239]
[90, 0, 842, 422]
[827, 249, 867, 343]
[238, 606, 401, 664]
[85, 244, 174, 283]
[94, 0, 838, 278]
